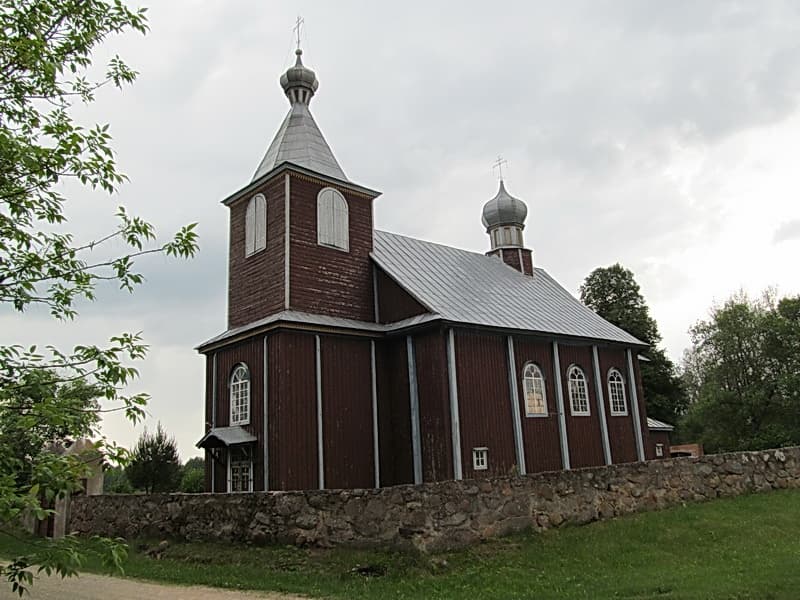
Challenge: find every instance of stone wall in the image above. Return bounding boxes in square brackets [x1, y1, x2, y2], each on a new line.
[69, 447, 800, 552]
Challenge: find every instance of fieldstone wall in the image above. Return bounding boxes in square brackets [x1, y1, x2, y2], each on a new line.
[69, 447, 800, 552]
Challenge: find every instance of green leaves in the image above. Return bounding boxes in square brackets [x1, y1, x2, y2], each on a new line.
[0, 0, 198, 594]
[681, 291, 800, 452]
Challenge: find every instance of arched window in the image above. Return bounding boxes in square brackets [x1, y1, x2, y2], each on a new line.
[245, 193, 267, 256]
[522, 362, 547, 416]
[230, 364, 250, 425]
[317, 187, 349, 251]
[607, 368, 628, 415]
[567, 365, 590, 416]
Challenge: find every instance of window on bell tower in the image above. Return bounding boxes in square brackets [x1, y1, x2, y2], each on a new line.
[245, 193, 267, 256]
[317, 187, 349, 251]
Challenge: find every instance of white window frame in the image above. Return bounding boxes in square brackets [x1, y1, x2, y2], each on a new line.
[317, 187, 349, 251]
[567, 365, 590, 416]
[522, 362, 548, 417]
[472, 447, 488, 471]
[227, 448, 253, 493]
[245, 194, 267, 257]
[655, 443, 664, 458]
[229, 363, 250, 426]
[607, 368, 628, 416]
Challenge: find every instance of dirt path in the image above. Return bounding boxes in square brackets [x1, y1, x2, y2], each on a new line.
[0, 570, 306, 600]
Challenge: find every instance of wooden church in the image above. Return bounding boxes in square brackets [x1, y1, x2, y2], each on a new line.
[196, 47, 653, 493]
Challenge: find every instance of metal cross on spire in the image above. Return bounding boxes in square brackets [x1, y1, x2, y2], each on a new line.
[293, 15, 304, 50]
[492, 155, 508, 181]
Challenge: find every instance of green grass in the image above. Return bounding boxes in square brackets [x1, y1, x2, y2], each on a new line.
[3, 489, 800, 599]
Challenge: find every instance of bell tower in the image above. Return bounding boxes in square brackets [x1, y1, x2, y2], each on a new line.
[482, 177, 534, 275]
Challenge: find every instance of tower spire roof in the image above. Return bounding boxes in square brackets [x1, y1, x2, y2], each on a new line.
[251, 44, 348, 183]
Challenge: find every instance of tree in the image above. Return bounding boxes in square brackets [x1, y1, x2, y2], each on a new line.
[180, 456, 205, 493]
[0, 370, 101, 488]
[103, 466, 133, 494]
[0, 1, 197, 594]
[580, 264, 688, 423]
[680, 291, 800, 453]
[126, 423, 181, 494]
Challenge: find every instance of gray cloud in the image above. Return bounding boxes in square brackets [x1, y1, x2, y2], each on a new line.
[774, 219, 800, 243]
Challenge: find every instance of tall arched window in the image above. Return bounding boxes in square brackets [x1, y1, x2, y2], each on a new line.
[607, 368, 628, 415]
[245, 193, 267, 256]
[567, 365, 590, 416]
[230, 364, 250, 425]
[317, 187, 349, 251]
[522, 362, 547, 416]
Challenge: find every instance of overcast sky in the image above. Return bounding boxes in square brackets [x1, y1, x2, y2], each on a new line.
[4, 1, 800, 460]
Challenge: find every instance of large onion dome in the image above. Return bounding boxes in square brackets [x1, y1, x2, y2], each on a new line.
[481, 180, 528, 230]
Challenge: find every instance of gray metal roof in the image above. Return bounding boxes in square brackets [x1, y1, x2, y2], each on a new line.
[647, 417, 675, 432]
[197, 309, 440, 351]
[196, 426, 257, 448]
[372, 230, 645, 346]
[252, 103, 347, 182]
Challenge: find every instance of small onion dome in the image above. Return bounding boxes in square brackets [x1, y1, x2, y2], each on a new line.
[280, 48, 319, 105]
[481, 180, 528, 231]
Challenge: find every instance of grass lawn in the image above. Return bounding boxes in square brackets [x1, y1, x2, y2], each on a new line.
[2, 489, 800, 599]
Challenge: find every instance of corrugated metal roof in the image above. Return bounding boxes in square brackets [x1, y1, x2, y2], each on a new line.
[196, 310, 440, 350]
[252, 103, 348, 182]
[196, 426, 257, 448]
[372, 230, 645, 346]
[647, 417, 675, 431]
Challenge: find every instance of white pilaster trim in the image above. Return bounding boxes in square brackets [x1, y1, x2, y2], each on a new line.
[370, 340, 380, 488]
[446, 329, 463, 480]
[552, 341, 571, 470]
[592, 345, 613, 465]
[284, 173, 291, 310]
[268, 335, 269, 492]
[518, 248, 525, 275]
[315, 334, 325, 488]
[626, 349, 646, 462]
[406, 336, 423, 485]
[211, 352, 217, 492]
[506, 336, 527, 475]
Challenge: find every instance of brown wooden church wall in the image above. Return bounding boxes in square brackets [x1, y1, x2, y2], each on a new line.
[269, 331, 318, 491]
[512, 338, 563, 473]
[455, 331, 516, 478]
[558, 344, 606, 468]
[520, 250, 533, 275]
[288, 174, 375, 322]
[598, 347, 638, 464]
[206, 337, 265, 492]
[414, 329, 453, 482]
[375, 337, 414, 487]
[375, 267, 429, 324]
[320, 336, 374, 489]
[227, 175, 286, 329]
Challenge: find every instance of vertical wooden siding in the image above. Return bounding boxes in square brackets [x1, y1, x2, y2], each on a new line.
[414, 329, 453, 481]
[375, 337, 414, 486]
[375, 267, 428, 323]
[227, 175, 285, 328]
[455, 331, 517, 478]
[269, 331, 318, 490]
[558, 344, 605, 468]
[513, 337, 563, 473]
[289, 175, 375, 322]
[650, 430, 671, 458]
[598, 347, 638, 463]
[320, 336, 374, 489]
[204, 354, 214, 491]
[211, 337, 265, 491]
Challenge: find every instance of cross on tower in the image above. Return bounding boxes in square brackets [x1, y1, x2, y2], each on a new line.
[293, 16, 304, 50]
[492, 155, 508, 181]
